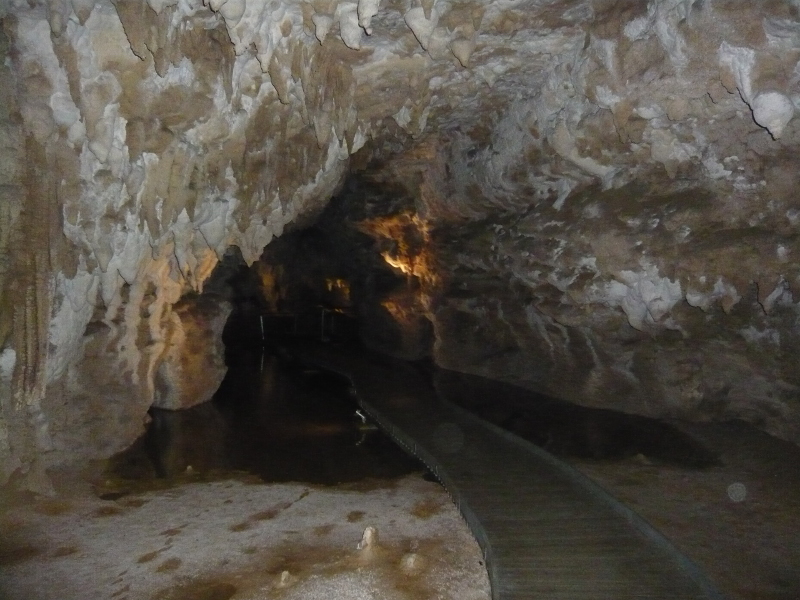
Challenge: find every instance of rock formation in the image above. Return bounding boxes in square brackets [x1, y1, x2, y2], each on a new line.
[1, 0, 799, 489]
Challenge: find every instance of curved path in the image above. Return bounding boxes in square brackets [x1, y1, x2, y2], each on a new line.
[292, 344, 725, 600]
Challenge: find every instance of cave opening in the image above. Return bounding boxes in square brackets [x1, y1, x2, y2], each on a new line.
[230, 172, 437, 360]
[201, 171, 722, 472]
[110, 169, 733, 492]
[104, 173, 441, 490]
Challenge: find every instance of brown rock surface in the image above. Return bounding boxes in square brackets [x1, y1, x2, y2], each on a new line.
[152, 294, 231, 410]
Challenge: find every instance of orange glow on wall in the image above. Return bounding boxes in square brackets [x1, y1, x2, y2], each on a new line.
[380, 252, 413, 275]
[357, 212, 439, 287]
[256, 263, 282, 312]
[381, 299, 415, 322]
[325, 278, 351, 304]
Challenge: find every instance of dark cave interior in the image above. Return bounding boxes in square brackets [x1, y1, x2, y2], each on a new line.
[135, 173, 726, 489]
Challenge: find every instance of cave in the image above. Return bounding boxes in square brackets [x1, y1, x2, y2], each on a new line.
[1, 0, 800, 598]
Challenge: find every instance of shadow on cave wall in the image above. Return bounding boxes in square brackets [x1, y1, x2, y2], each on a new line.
[203, 246, 270, 349]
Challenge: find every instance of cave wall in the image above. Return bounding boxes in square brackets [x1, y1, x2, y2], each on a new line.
[270, 1, 800, 445]
[0, 0, 385, 488]
[338, 1, 800, 444]
[1, 0, 800, 488]
[424, 2, 800, 445]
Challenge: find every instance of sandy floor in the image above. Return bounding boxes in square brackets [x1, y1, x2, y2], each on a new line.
[570, 420, 800, 600]
[0, 473, 490, 600]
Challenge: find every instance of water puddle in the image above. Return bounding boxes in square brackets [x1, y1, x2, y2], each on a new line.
[106, 349, 421, 488]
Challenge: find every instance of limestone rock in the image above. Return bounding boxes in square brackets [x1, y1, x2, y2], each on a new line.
[751, 92, 795, 139]
[2, 0, 800, 488]
[357, 525, 378, 551]
[404, 6, 438, 51]
[152, 295, 232, 410]
[357, 0, 380, 35]
[400, 552, 425, 574]
[311, 13, 334, 44]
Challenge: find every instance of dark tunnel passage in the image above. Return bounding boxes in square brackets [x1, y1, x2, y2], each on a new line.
[110, 174, 724, 487]
[106, 175, 438, 487]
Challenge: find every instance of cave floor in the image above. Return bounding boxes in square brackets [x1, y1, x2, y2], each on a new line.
[0, 472, 490, 600]
[2, 424, 795, 600]
[430, 366, 800, 600]
[2, 348, 798, 600]
[570, 419, 800, 600]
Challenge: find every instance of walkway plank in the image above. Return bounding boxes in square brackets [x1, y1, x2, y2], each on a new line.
[293, 345, 725, 600]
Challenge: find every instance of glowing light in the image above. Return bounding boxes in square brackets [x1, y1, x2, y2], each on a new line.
[326, 278, 349, 292]
[358, 212, 439, 287]
[380, 252, 413, 275]
[325, 278, 351, 305]
[381, 299, 415, 322]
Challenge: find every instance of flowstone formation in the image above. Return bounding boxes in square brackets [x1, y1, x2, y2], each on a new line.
[1, 0, 799, 489]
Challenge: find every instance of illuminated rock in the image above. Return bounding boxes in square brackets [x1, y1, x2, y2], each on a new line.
[357, 525, 378, 552]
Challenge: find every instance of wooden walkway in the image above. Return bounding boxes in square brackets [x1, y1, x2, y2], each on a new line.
[291, 344, 725, 600]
